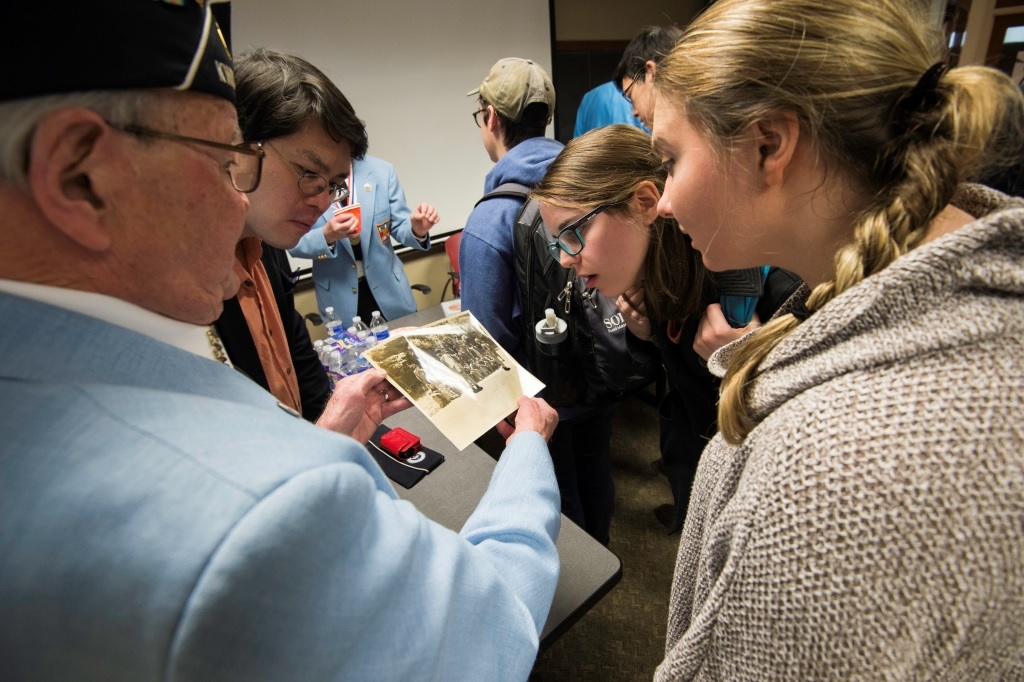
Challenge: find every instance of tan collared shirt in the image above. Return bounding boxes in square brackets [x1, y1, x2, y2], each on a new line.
[232, 238, 302, 413]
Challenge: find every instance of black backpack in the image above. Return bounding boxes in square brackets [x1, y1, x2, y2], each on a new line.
[475, 183, 660, 406]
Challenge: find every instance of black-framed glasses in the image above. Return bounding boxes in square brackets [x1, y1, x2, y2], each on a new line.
[472, 107, 488, 128]
[622, 67, 646, 105]
[265, 141, 349, 203]
[106, 122, 264, 193]
[544, 205, 610, 261]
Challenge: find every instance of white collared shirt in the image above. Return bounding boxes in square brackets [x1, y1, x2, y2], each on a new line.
[0, 279, 225, 364]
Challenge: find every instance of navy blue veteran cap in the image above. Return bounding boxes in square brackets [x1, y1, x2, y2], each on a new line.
[3, 0, 236, 104]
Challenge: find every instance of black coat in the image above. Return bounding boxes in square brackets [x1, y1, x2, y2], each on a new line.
[654, 267, 803, 533]
[214, 245, 331, 422]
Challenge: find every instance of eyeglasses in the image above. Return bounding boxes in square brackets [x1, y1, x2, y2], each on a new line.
[472, 107, 488, 128]
[544, 205, 610, 261]
[622, 67, 646, 105]
[265, 141, 349, 203]
[107, 122, 264, 193]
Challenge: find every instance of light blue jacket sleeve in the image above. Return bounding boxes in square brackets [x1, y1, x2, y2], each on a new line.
[382, 161, 430, 252]
[169, 432, 560, 682]
[0, 297, 560, 681]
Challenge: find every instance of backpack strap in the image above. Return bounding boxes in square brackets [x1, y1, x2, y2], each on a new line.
[473, 182, 573, 364]
[473, 182, 532, 208]
[757, 267, 804, 320]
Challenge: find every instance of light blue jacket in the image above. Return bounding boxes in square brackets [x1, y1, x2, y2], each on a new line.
[290, 155, 430, 327]
[0, 291, 561, 681]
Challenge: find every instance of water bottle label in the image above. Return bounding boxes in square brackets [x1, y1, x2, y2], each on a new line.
[374, 329, 390, 341]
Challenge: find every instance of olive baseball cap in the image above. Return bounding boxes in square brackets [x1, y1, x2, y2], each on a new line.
[2, 0, 236, 104]
[467, 58, 555, 124]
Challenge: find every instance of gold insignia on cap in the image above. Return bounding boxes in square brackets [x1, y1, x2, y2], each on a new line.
[215, 23, 232, 59]
[215, 61, 236, 88]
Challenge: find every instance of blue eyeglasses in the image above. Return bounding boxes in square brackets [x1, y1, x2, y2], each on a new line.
[544, 205, 610, 261]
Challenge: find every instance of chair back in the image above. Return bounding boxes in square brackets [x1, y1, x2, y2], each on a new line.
[442, 232, 462, 299]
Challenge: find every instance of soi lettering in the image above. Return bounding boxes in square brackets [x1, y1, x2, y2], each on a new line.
[604, 312, 626, 332]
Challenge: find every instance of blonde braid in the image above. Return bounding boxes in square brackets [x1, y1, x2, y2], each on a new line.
[720, 82, 961, 444]
[719, 65, 1023, 444]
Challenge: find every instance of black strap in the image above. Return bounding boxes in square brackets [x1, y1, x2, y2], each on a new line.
[473, 182, 531, 208]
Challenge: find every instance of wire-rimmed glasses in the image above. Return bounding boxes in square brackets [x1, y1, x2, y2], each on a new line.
[265, 141, 349, 203]
[106, 122, 264, 193]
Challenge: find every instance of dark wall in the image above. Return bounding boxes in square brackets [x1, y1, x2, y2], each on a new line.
[552, 42, 629, 143]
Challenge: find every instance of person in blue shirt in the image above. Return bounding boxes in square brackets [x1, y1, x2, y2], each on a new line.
[575, 26, 684, 139]
[573, 81, 647, 137]
[614, 25, 683, 129]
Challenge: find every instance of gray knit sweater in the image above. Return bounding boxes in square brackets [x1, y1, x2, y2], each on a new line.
[656, 185, 1024, 681]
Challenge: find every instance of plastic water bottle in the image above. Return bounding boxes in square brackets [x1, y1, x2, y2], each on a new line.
[347, 326, 369, 373]
[352, 315, 376, 349]
[534, 307, 574, 405]
[369, 310, 389, 342]
[319, 338, 339, 371]
[324, 306, 344, 340]
[327, 349, 344, 387]
[339, 344, 357, 376]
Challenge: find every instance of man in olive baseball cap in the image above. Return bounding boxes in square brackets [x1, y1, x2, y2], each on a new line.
[467, 57, 556, 125]
[462, 58, 619, 546]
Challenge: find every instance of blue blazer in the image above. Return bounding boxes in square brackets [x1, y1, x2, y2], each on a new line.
[0, 292, 561, 681]
[290, 155, 430, 326]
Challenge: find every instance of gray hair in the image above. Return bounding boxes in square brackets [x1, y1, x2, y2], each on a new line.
[0, 90, 159, 191]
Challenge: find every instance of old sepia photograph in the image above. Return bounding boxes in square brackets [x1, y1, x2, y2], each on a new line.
[364, 311, 544, 450]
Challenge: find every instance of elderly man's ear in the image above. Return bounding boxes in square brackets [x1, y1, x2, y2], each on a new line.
[29, 108, 117, 252]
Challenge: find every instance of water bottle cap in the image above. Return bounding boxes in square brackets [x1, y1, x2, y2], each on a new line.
[535, 313, 567, 344]
[325, 306, 334, 313]
[371, 310, 380, 317]
[352, 315, 362, 323]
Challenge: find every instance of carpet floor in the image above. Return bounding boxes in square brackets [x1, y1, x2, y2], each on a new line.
[530, 393, 681, 681]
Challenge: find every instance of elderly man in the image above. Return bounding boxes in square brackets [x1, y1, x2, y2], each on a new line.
[0, 3, 560, 680]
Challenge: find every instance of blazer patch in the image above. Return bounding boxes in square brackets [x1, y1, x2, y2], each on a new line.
[376, 218, 392, 244]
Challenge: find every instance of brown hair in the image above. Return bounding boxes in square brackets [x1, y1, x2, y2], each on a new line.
[531, 124, 710, 324]
[655, 0, 1024, 443]
[479, 97, 550, 150]
[235, 48, 368, 158]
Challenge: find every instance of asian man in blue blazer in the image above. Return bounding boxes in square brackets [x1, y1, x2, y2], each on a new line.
[291, 154, 440, 327]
